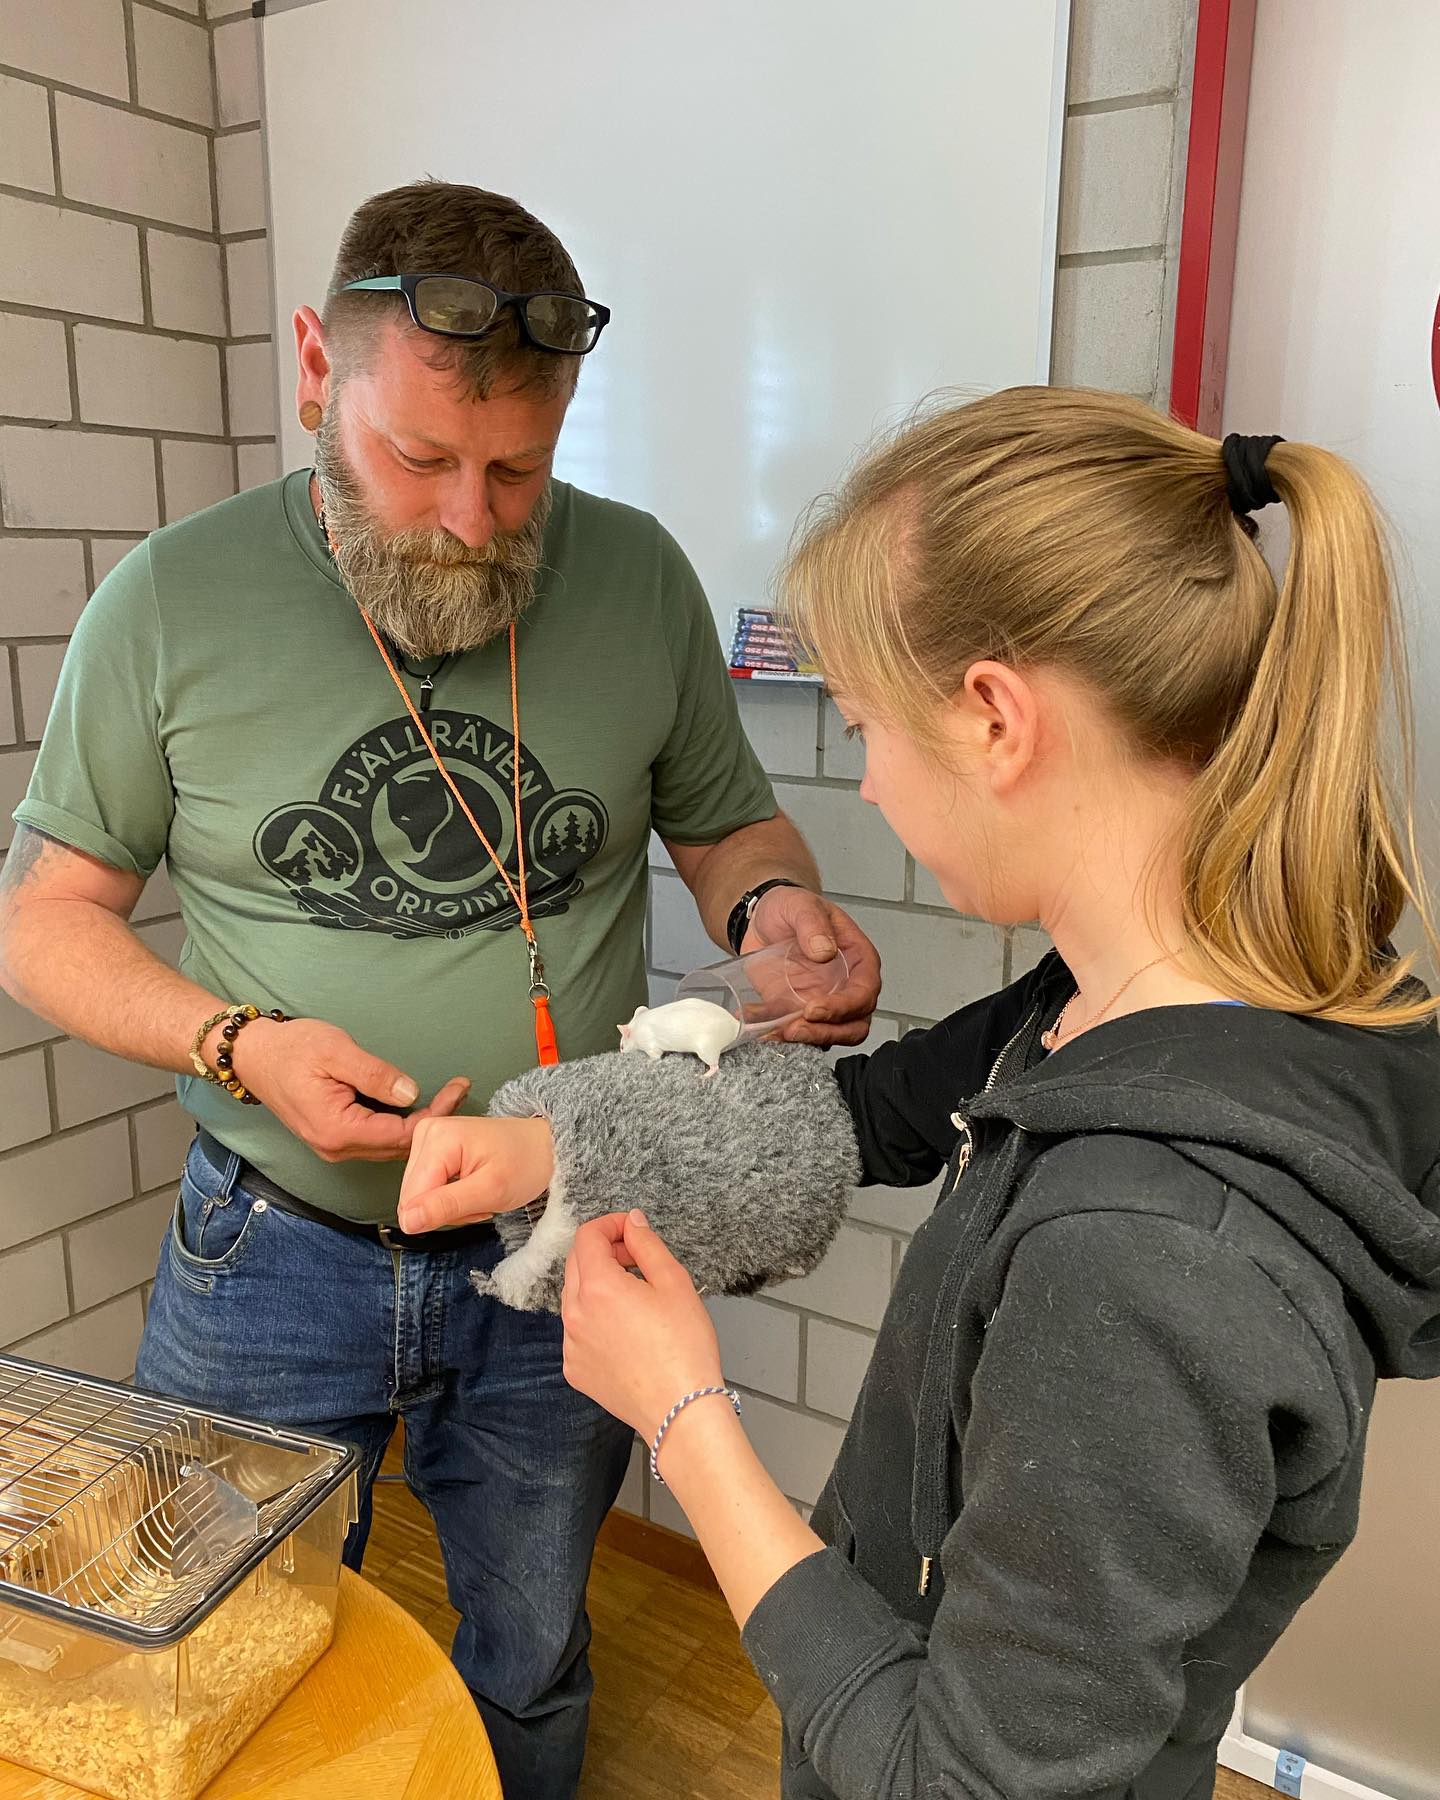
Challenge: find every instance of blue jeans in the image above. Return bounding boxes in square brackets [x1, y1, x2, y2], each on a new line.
[135, 1135, 633, 1799]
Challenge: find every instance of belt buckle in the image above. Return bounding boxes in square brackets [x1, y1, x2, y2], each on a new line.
[376, 1223, 403, 1252]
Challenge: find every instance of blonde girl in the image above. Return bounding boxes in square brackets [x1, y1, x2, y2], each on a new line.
[401, 389, 1440, 1800]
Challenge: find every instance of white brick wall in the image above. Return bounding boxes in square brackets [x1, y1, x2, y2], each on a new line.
[0, 540, 89, 636]
[147, 230, 227, 337]
[0, 424, 160, 531]
[133, 7, 215, 129]
[0, 193, 145, 322]
[1058, 104, 1174, 257]
[0, 1051, 51, 1153]
[236, 438, 281, 490]
[0, 1121, 134, 1250]
[225, 235, 272, 339]
[1067, 0, 1184, 105]
[75, 325, 225, 435]
[161, 437, 237, 521]
[770, 780, 907, 903]
[14, 1292, 147, 1382]
[226, 338, 278, 438]
[0, 0, 278, 1377]
[1051, 0, 1191, 413]
[0, 75, 57, 196]
[214, 127, 265, 234]
[0, 0, 130, 103]
[635, 0, 1194, 1537]
[17, 644, 68, 740]
[0, 314, 71, 422]
[90, 536, 145, 583]
[212, 16, 260, 128]
[57, 96, 214, 232]
[803, 1319, 876, 1422]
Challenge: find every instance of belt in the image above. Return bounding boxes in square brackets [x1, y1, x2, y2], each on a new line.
[194, 1129, 497, 1254]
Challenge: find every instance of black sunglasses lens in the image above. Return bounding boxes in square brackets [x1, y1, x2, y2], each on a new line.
[523, 294, 601, 352]
[413, 276, 500, 336]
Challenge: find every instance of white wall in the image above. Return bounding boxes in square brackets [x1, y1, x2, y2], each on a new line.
[1223, 5, 1440, 1794]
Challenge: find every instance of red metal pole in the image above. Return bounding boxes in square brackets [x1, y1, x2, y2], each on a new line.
[1169, 0, 1257, 432]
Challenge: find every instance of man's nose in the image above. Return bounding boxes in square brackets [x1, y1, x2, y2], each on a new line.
[438, 474, 495, 549]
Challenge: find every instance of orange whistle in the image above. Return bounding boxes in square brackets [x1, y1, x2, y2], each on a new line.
[533, 993, 560, 1066]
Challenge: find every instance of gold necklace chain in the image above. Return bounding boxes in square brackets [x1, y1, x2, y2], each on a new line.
[1040, 953, 1172, 1052]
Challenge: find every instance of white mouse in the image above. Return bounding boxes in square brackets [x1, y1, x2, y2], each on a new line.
[618, 998, 743, 1077]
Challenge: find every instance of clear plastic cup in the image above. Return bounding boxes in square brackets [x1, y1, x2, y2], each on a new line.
[675, 937, 852, 1041]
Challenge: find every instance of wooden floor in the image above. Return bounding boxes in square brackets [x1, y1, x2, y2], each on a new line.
[365, 1444, 1270, 1799]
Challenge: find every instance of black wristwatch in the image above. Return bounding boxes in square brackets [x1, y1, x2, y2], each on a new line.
[725, 878, 806, 955]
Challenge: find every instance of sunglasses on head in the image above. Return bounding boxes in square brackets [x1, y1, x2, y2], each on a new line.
[340, 272, 610, 355]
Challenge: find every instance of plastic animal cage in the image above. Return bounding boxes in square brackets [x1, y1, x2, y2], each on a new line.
[0, 1354, 358, 1800]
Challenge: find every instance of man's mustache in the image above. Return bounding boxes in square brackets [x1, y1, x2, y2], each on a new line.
[389, 530, 530, 568]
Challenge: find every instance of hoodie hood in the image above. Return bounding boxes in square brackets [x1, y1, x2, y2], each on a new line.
[967, 978, 1440, 1380]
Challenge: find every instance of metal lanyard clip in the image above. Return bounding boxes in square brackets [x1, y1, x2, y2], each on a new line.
[527, 934, 549, 999]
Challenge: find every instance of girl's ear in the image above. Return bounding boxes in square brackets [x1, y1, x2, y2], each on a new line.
[963, 660, 1040, 796]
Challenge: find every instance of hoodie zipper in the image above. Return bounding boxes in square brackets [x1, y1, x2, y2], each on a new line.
[924, 1005, 1041, 1597]
[947, 1005, 1040, 1189]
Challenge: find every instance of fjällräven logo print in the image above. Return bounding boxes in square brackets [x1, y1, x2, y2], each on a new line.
[253, 710, 608, 939]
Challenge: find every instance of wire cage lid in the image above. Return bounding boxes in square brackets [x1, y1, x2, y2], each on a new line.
[0, 1355, 357, 1649]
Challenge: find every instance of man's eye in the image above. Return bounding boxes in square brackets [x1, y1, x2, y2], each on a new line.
[399, 452, 444, 471]
[494, 466, 535, 484]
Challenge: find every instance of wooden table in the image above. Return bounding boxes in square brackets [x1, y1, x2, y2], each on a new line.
[0, 1570, 503, 1800]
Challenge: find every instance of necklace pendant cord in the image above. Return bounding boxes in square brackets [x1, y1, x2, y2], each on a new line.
[1041, 951, 1171, 1052]
[354, 601, 561, 1069]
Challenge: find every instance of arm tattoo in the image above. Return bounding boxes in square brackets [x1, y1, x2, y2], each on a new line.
[0, 826, 61, 900]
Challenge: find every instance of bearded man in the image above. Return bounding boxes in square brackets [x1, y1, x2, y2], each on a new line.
[0, 182, 880, 1795]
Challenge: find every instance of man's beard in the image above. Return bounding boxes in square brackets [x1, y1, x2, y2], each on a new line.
[312, 410, 551, 657]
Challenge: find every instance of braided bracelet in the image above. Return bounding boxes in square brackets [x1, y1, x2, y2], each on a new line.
[649, 1385, 742, 1488]
[188, 1004, 288, 1106]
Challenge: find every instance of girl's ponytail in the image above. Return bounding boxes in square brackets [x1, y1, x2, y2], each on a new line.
[1181, 440, 1435, 1024]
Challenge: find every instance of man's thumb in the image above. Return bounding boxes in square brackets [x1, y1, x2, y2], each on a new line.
[332, 1036, 419, 1107]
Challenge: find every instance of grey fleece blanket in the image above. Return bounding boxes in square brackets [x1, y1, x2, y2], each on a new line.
[474, 1041, 861, 1312]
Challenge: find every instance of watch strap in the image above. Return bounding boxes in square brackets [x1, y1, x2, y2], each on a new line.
[725, 878, 806, 954]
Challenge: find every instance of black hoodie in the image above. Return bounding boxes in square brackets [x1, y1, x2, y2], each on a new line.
[741, 954, 1440, 1800]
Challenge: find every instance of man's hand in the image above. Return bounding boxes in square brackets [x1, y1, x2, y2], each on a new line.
[224, 1016, 470, 1163]
[662, 814, 882, 1048]
[744, 884, 881, 1048]
[398, 1116, 555, 1232]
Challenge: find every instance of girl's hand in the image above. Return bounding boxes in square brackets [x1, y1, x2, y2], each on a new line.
[397, 1116, 554, 1232]
[561, 1211, 724, 1442]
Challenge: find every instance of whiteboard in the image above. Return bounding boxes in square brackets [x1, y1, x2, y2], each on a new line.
[260, 0, 1069, 633]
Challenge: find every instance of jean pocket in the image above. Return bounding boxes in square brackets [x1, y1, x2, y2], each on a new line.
[167, 1176, 271, 1294]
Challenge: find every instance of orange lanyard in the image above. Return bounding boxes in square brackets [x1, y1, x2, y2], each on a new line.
[358, 609, 560, 1067]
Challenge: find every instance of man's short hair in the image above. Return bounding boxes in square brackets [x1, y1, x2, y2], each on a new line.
[323, 179, 585, 399]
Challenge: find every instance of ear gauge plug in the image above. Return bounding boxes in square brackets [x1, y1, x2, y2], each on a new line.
[299, 400, 323, 431]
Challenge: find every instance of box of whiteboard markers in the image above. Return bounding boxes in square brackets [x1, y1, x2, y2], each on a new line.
[726, 608, 822, 683]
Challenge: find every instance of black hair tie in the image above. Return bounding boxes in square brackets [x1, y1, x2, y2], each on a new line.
[1221, 432, 1285, 517]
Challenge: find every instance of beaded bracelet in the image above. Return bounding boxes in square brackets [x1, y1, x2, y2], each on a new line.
[649, 1385, 742, 1488]
[188, 1004, 288, 1106]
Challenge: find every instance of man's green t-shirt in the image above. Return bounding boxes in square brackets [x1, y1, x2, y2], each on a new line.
[15, 474, 775, 1220]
